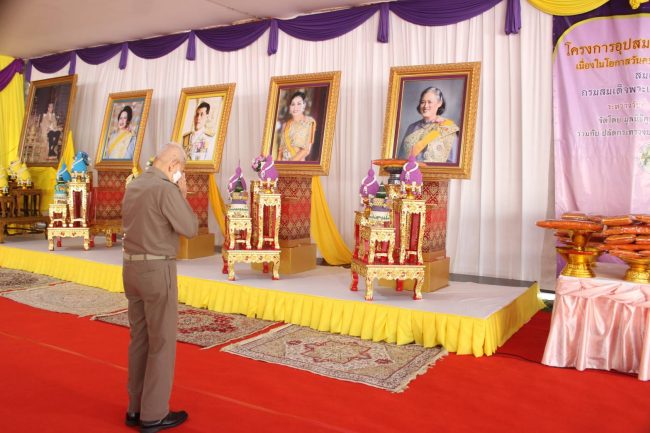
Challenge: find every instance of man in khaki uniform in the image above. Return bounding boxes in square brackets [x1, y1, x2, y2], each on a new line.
[122, 143, 198, 433]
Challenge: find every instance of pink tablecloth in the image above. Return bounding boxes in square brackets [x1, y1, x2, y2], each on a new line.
[542, 263, 650, 381]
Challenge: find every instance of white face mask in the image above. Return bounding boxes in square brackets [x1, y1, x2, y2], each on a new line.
[172, 170, 182, 184]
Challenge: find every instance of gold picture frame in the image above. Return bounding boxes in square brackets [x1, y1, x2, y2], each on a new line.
[19, 74, 77, 167]
[95, 89, 153, 170]
[170, 83, 236, 173]
[261, 71, 341, 177]
[381, 62, 481, 180]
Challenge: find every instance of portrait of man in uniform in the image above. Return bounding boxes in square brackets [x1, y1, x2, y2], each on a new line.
[182, 101, 216, 161]
[171, 84, 236, 173]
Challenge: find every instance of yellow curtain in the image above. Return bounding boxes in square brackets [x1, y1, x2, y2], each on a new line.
[311, 176, 352, 265]
[0, 56, 24, 168]
[527, 0, 609, 15]
[58, 130, 75, 171]
[31, 131, 75, 213]
[208, 173, 226, 236]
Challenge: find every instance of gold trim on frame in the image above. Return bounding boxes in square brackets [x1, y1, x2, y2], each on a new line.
[380, 62, 481, 180]
[94, 89, 153, 171]
[170, 83, 236, 173]
[261, 71, 341, 177]
[19, 74, 78, 168]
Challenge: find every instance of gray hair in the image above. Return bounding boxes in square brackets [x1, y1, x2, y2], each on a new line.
[154, 142, 186, 166]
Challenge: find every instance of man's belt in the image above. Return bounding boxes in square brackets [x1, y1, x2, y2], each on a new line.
[123, 252, 175, 261]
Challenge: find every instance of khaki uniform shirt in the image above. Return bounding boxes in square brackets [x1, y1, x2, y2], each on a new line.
[122, 166, 198, 257]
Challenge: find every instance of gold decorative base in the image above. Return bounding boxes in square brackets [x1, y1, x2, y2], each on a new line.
[47, 227, 91, 251]
[559, 248, 595, 278]
[252, 243, 316, 274]
[623, 258, 650, 284]
[223, 249, 280, 281]
[178, 233, 215, 259]
[379, 257, 449, 293]
[351, 258, 425, 301]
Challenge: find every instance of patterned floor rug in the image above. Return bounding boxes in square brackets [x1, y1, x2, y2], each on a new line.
[222, 325, 447, 392]
[95, 305, 278, 349]
[1, 282, 127, 317]
[0, 268, 64, 293]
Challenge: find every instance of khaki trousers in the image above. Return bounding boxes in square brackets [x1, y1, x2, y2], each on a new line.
[123, 259, 178, 422]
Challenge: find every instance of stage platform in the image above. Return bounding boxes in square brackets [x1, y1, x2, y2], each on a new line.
[0, 235, 543, 356]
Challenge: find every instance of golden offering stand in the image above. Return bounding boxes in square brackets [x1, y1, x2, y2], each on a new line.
[358, 225, 395, 264]
[397, 198, 426, 264]
[250, 180, 281, 250]
[556, 229, 600, 278]
[47, 173, 91, 251]
[222, 181, 281, 281]
[227, 217, 252, 250]
[620, 257, 650, 284]
[225, 191, 253, 251]
[351, 171, 426, 301]
[48, 203, 67, 228]
[351, 260, 424, 301]
[536, 219, 604, 279]
[222, 249, 280, 281]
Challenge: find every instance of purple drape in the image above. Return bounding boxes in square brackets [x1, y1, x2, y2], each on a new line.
[390, 0, 502, 26]
[196, 20, 271, 53]
[77, 43, 123, 64]
[30, 51, 74, 74]
[187, 31, 196, 61]
[21, 0, 521, 80]
[69, 52, 77, 75]
[0, 58, 24, 91]
[129, 33, 189, 60]
[377, 3, 390, 43]
[553, 0, 650, 45]
[278, 5, 379, 41]
[505, 0, 521, 35]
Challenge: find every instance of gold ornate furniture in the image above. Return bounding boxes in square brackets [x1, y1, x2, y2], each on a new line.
[47, 173, 91, 251]
[222, 177, 281, 281]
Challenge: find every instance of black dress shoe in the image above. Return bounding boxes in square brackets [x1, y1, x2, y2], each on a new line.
[140, 410, 188, 433]
[126, 412, 140, 427]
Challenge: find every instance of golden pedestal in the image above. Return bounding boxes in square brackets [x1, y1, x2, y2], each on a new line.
[380, 256, 449, 293]
[223, 249, 280, 281]
[178, 233, 215, 259]
[351, 258, 424, 301]
[252, 243, 316, 274]
[621, 257, 650, 284]
[48, 227, 91, 251]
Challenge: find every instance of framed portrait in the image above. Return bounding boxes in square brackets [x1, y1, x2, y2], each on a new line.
[19, 74, 77, 167]
[170, 83, 236, 173]
[381, 62, 481, 180]
[95, 89, 153, 170]
[261, 71, 341, 176]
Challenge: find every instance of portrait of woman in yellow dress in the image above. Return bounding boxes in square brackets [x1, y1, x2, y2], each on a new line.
[397, 87, 459, 164]
[277, 91, 316, 162]
[103, 105, 136, 160]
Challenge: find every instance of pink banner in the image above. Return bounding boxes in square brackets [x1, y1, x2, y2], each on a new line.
[554, 16, 650, 216]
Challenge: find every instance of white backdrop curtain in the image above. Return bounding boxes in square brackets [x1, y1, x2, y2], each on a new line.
[30, 1, 555, 284]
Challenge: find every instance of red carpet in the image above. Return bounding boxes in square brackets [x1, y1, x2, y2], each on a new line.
[0, 297, 648, 433]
